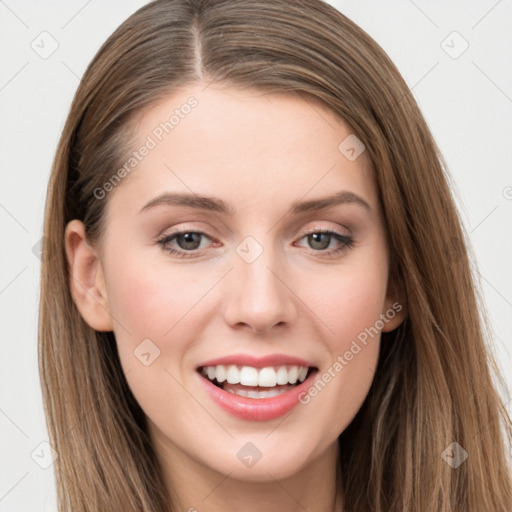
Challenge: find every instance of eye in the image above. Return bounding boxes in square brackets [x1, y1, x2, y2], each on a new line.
[295, 230, 354, 256]
[156, 231, 214, 258]
[156, 228, 354, 259]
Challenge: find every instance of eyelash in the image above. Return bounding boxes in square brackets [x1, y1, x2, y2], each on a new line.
[156, 228, 355, 259]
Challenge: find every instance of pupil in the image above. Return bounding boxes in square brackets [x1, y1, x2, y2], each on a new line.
[309, 233, 330, 250]
[178, 232, 201, 250]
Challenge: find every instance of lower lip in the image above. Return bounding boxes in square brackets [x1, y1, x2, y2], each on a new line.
[197, 370, 317, 421]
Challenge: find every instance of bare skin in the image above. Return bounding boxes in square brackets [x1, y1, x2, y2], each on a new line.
[65, 84, 405, 512]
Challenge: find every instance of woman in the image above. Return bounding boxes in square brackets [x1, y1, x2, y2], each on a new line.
[38, 0, 512, 510]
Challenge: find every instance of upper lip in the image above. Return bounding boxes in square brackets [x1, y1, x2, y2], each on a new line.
[196, 353, 316, 369]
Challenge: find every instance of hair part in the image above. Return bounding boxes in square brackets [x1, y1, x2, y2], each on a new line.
[39, 0, 512, 510]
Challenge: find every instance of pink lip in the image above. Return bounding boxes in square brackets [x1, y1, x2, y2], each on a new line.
[196, 368, 318, 422]
[197, 353, 315, 369]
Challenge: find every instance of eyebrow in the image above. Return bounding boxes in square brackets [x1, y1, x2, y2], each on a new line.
[138, 190, 371, 215]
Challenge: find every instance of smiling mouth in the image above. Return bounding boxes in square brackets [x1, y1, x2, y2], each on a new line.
[198, 364, 317, 399]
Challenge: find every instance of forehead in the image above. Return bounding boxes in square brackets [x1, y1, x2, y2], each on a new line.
[106, 84, 377, 217]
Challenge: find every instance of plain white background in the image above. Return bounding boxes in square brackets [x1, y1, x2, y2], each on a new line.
[1, 1, 511, 510]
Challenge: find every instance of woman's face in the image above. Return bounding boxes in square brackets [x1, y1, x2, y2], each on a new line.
[66, 84, 403, 485]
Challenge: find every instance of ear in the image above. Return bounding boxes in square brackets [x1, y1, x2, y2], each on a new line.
[381, 269, 407, 332]
[64, 219, 113, 332]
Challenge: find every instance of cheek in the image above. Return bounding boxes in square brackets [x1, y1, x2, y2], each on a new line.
[102, 254, 206, 431]
[102, 252, 221, 401]
[293, 261, 386, 432]
[103, 251, 212, 337]
[302, 261, 388, 345]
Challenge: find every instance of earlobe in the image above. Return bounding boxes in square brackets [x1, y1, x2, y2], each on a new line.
[64, 220, 113, 332]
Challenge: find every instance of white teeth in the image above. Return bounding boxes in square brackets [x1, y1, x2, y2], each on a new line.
[276, 366, 289, 385]
[240, 366, 259, 386]
[258, 367, 277, 387]
[201, 364, 311, 387]
[288, 365, 299, 384]
[215, 364, 226, 383]
[207, 366, 216, 381]
[226, 365, 240, 384]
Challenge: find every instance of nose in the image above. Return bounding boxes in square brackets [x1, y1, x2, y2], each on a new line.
[222, 241, 298, 334]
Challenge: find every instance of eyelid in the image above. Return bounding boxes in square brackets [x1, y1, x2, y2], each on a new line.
[156, 229, 217, 249]
[300, 223, 351, 237]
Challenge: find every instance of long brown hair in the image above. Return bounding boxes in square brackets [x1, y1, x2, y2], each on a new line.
[39, 0, 512, 510]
